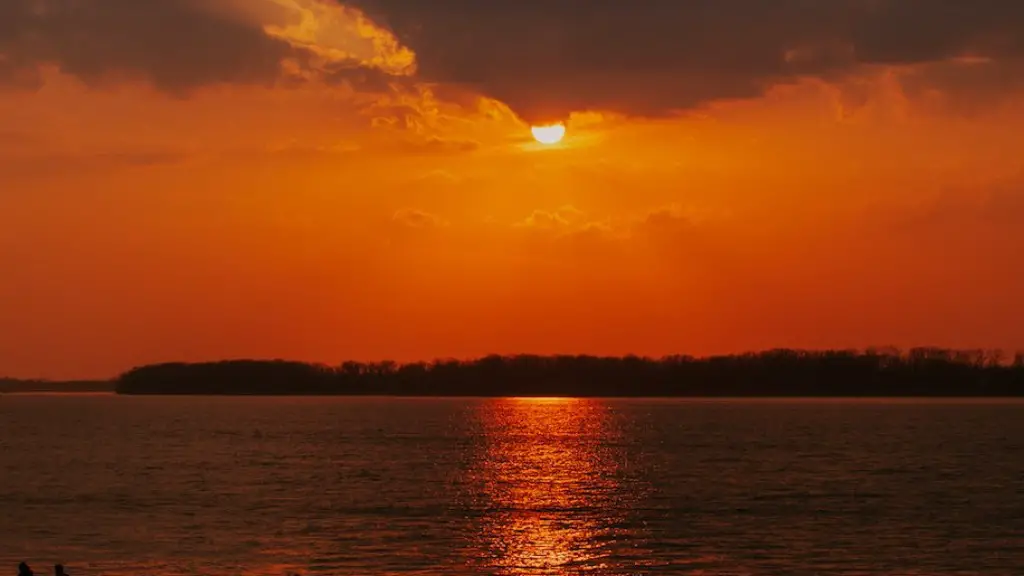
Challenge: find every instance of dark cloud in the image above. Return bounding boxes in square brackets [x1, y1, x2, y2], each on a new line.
[897, 57, 1024, 114]
[0, 2, 40, 88]
[2, 1, 1022, 120]
[0, 0, 400, 93]
[348, 0, 1024, 122]
[0, 0, 292, 92]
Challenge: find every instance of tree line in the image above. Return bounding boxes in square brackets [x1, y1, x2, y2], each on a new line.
[114, 348, 1024, 396]
[0, 378, 113, 393]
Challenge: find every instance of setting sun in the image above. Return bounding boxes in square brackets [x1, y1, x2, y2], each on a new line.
[531, 123, 566, 145]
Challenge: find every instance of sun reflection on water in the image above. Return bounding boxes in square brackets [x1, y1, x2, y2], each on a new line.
[467, 398, 636, 575]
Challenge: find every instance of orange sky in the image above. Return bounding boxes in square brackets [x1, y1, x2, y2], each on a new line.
[2, 1, 1024, 379]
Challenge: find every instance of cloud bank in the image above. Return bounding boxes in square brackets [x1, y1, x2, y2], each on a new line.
[1, 1, 1022, 120]
[351, 0, 1024, 121]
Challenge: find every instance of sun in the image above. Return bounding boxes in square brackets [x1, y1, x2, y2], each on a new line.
[531, 123, 566, 145]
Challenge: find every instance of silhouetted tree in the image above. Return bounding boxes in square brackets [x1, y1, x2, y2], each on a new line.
[112, 348, 1024, 397]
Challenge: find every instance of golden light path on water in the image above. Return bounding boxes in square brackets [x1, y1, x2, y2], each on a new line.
[467, 398, 658, 574]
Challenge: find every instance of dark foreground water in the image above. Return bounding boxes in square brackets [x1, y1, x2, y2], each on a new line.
[1, 396, 1023, 575]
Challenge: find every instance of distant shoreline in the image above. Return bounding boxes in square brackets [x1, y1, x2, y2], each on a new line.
[0, 380, 114, 394]
[8, 349, 1024, 397]
[112, 349, 1024, 397]
[7, 388, 1022, 398]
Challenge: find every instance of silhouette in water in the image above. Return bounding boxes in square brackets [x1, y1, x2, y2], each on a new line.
[114, 348, 1024, 397]
[17, 563, 33, 576]
[53, 566, 67, 576]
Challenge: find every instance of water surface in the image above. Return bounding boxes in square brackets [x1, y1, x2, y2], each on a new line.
[2, 396, 1023, 574]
